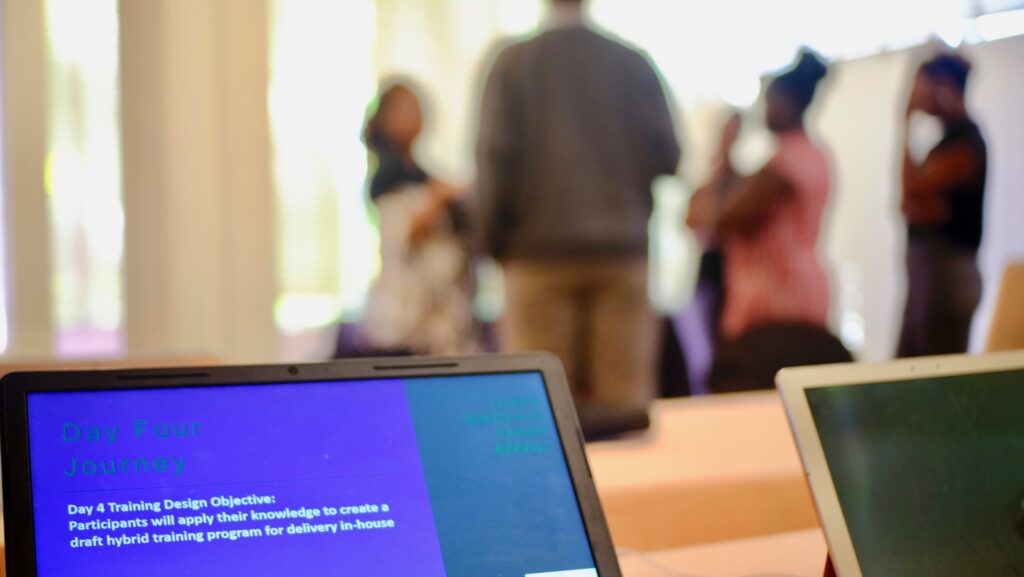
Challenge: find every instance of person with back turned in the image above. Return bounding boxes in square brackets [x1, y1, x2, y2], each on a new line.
[899, 53, 987, 357]
[475, 0, 680, 427]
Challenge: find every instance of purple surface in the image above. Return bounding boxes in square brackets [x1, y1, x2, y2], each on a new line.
[28, 379, 447, 577]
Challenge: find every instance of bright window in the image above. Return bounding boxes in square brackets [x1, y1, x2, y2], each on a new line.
[44, 0, 124, 358]
[269, 0, 379, 337]
[498, 0, 543, 35]
[589, 0, 966, 107]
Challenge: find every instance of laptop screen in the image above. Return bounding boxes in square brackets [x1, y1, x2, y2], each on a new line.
[805, 369, 1024, 576]
[27, 372, 597, 577]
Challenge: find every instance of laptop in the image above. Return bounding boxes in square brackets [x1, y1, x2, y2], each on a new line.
[1, 353, 620, 577]
[778, 351, 1024, 577]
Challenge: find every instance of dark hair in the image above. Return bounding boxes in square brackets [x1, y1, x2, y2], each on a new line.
[362, 79, 419, 154]
[920, 53, 972, 93]
[771, 49, 829, 114]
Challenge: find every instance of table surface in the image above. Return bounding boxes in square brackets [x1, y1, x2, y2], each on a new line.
[0, 531, 825, 577]
[619, 528, 828, 577]
[0, 385, 817, 571]
[589, 392, 807, 488]
[588, 392, 819, 550]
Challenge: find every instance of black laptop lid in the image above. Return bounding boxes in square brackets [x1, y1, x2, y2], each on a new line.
[2, 354, 620, 577]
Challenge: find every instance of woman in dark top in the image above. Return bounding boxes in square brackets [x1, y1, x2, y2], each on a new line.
[360, 82, 475, 355]
[899, 53, 987, 357]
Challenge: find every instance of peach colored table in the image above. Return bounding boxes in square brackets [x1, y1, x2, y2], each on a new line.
[588, 392, 818, 551]
[620, 528, 827, 577]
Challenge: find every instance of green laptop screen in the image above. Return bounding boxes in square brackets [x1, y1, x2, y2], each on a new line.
[806, 369, 1024, 576]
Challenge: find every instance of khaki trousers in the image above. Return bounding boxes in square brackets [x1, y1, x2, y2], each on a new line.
[502, 258, 658, 409]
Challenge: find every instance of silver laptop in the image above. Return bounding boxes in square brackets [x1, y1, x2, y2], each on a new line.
[778, 351, 1024, 577]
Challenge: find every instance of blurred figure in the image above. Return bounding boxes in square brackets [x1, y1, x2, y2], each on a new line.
[475, 0, 680, 415]
[691, 50, 848, 391]
[898, 53, 987, 358]
[699, 50, 832, 341]
[359, 81, 476, 356]
[682, 111, 741, 392]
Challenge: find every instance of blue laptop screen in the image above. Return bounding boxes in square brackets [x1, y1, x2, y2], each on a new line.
[27, 372, 597, 577]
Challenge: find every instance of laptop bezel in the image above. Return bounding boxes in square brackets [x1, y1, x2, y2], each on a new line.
[776, 350, 1024, 577]
[2, 353, 621, 577]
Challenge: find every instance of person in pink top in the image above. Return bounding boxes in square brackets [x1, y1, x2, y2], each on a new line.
[690, 50, 845, 391]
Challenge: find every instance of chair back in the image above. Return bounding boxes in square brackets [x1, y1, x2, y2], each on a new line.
[987, 262, 1024, 352]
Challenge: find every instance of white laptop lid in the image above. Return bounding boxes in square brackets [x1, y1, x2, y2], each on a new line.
[778, 351, 1024, 577]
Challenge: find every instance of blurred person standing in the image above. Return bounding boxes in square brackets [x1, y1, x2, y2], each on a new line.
[359, 81, 476, 356]
[694, 51, 848, 391]
[475, 0, 680, 415]
[898, 54, 987, 357]
[707, 50, 832, 341]
[682, 111, 741, 392]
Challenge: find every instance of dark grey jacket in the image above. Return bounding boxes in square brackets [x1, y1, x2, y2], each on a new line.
[476, 25, 681, 260]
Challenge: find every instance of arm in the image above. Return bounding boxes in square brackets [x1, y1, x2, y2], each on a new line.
[686, 183, 717, 230]
[716, 166, 794, 238]
[902, 141, 978, 225]
[687, 165, 739, 230]
[409, 180, 460, 245]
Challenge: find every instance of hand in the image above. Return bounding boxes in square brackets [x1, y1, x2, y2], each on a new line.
[428, 179, 460, 202]
[906, 73, 930, 119]
[717, 113, 742, 160]
[410, 179, 459, 246]
[905, 96, 918, 119]
[409, 208, 439, 246]
[686, 186, 717, 229]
